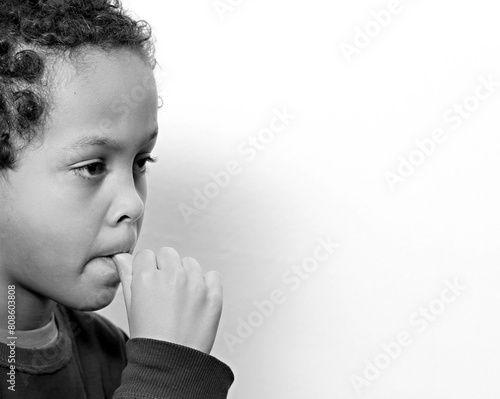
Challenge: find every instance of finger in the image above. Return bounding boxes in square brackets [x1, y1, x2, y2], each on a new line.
[113, 253, 133, 310]
[182, 256, 203, 281]
[204, 271, 223, 302]
[204, 271, 224, 333]
[133, 249, 157, 275]
[156, 247, 182, 271]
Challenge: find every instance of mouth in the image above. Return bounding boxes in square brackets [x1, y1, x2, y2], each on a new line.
[91, 237, 136, 264]
[95, 245, 135, 261]
[102, 249, 133, 258]
[108, 250, 132, 256]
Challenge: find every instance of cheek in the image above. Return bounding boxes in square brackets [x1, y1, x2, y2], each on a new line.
[136, 177, 148, 233]
[137, 174, 148, 200]
[7, 187, 100, 263]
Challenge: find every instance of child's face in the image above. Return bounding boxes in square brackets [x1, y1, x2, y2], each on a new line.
[0, 49, 158, 310]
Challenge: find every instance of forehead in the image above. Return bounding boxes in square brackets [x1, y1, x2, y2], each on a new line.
[44, 48, 158, 150]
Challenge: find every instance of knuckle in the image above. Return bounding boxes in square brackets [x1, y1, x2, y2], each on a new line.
[158, 246, 179, 257]
[182, 256, 201, 270]
[132, 249, 157, 275]
[136, 248, 155, 258]
[206, 289, 223, 307]
[171, 267, 187, 285]
[191, 280, 207, 296]
[206, 270, 221, 280]
[132, 271, 152, 289]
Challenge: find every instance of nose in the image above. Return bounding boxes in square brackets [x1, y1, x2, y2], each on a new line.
[110, 175, 146, 226]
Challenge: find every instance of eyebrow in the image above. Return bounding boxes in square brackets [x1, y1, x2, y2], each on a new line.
[63, 129, 158, 151]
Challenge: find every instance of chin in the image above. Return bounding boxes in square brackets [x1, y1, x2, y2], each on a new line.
[62, 286, 119, 312]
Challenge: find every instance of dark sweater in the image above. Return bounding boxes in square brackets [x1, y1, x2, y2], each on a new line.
[0, 304, 234, 398]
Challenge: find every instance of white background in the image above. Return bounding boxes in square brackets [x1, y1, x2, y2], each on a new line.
[98, 1, 500, 397]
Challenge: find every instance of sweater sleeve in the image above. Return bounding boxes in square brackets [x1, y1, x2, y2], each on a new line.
[113, 338, 234, 399]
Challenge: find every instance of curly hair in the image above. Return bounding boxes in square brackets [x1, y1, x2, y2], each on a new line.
[0, 0, 155, 171]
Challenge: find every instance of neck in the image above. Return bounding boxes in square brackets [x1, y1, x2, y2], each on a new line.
[0, 280, 56, 331]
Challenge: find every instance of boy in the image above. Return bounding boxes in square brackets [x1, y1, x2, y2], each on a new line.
[0, 0, 234, 397]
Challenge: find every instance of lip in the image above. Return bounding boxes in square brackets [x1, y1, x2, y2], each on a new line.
[98, 249, 134, 259]
[94, 240, 136, 260]
[93, 256, 121, 286]
[102, 249, 133, 257]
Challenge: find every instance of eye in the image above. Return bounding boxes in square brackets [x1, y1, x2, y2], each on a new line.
[72, 161, 106, 179]
[135, 155, 157, 173]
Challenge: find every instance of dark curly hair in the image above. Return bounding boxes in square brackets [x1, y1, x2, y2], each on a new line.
[0, 0, 155, 171]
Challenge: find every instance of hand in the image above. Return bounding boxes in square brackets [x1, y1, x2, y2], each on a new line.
[113, 247, 224, 354]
